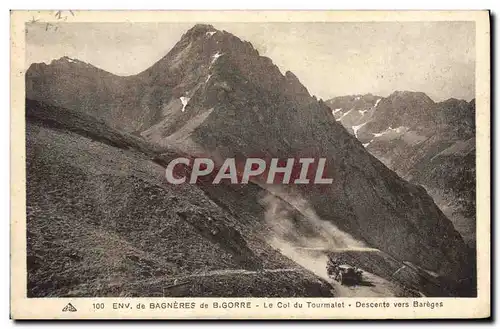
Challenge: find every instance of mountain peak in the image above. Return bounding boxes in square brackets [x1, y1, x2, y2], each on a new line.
[26, 55, 111, 84]
[137, 23, 314, 106]
[143, 24, 260, 77]
[440, 97, 470, 107]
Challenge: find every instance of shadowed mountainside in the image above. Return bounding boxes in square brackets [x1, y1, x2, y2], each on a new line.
[26, 99, 335, 297]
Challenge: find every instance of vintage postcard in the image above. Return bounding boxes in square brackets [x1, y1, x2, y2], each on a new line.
[10, 10, 490, 319]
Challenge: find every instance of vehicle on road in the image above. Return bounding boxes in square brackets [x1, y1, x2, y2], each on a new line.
[326, 257, 363, 285]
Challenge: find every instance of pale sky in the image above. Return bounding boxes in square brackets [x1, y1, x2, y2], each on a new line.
[26, 21, 475, 101]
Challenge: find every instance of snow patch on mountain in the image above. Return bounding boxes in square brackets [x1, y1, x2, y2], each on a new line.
[206, 31, 217, 37]
[374, 98, 382, 107]
[352, 121, 369, 138]
[211, 52, 224, 64]
[358, 109, 368, 116]
[180, 96, 190, 112]
[362, 138, 375, 148]
[373, 128, 391, 138]
[332, 108, 343, 115]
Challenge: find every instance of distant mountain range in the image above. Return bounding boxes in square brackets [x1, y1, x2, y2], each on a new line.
[25, 24, 475, 297]
[326, 92, 475, 246]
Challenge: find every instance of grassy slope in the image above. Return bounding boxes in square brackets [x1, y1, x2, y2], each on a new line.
[26, 99, 334, 297]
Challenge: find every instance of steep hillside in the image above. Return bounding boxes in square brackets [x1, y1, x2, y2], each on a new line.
[26, 99, 334, 297]
[326, 93, 476, 246]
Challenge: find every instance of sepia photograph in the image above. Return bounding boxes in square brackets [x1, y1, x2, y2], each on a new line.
[10, 10, 490, 319]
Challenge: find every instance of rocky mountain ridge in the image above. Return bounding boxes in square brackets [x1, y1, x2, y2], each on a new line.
[326, 92, 476, 245]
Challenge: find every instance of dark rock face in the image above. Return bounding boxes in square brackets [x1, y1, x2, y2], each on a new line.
[326, 92, 476, 246]
[26, 24, 474, 295]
